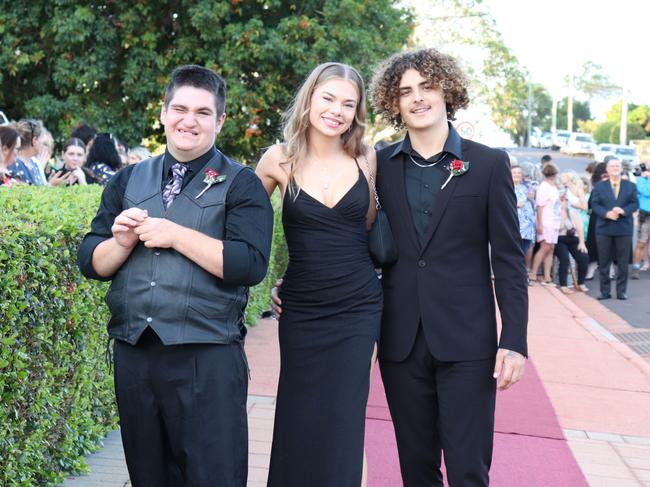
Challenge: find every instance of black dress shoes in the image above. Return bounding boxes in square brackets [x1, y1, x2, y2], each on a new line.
[617, 294, 628, 300]
[597, 294, 611, 300]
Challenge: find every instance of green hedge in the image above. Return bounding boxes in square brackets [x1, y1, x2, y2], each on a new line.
[0, 186, 116, 485]
[0, 185, 287, 485]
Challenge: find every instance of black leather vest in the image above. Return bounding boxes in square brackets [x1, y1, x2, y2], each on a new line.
[104, 151, 247, 345]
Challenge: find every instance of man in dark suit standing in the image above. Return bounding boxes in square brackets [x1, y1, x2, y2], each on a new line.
[368, 48, 528, 486]
[591, 158, 638, 300]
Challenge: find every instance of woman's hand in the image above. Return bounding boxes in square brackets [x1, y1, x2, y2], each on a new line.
[578, 241, 587, 253]
[271, 278, 283, 316]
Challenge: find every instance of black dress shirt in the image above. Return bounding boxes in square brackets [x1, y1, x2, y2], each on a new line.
[393, 123, 463, 246]
[78, 147, 273, 287]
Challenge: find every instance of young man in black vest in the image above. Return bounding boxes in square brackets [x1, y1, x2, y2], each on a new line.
[78, 65, 273, 486]
[368, 49, 528, 486]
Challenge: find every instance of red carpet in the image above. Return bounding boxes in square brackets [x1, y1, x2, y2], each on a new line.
[365, 361, 588, 486]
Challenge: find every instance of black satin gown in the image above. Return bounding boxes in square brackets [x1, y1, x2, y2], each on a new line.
[267, 165, 382, 487]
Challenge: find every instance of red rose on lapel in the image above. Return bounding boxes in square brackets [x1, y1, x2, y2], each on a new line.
[452, 159, 464, 172]
[196, 168, 227, 199]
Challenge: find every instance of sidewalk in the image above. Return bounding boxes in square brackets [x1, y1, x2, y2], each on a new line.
[64, 286, 650, 486]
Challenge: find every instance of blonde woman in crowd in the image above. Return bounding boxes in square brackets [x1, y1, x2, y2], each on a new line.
[126, 146, 152, 165]
[529, 162, 561, 284]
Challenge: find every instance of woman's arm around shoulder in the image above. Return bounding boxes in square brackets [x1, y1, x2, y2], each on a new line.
[255, 144, 289, 197]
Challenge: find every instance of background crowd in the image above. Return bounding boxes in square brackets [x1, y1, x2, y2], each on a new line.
[0, 118, 151, 188]
[511, 153, 650, 299]
[3, 116, 649, 300]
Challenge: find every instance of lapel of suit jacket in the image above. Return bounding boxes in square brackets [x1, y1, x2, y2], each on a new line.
[390, 152, 420, 250]
[418, 139, 465, 256]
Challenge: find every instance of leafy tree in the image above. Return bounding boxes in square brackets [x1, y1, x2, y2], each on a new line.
[407, 0, 536, 144]
[573, 61, 620, 99]
[0, 1, 412, 162]
[530, 84, 552, 132]
[593, 121, 616, 144]
[556, 98, 591, 131]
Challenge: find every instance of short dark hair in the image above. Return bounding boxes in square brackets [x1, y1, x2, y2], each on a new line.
[63, 137, 86, 153]
[542, 162, 559, 177]
[71, 123, 97, 145]
[164, 65, 227, 116]
[0, 125, 20, 152]
[541, 154, 552, 163]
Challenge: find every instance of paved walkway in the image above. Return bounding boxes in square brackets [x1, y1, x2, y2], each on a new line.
[63, 286, 650, 486]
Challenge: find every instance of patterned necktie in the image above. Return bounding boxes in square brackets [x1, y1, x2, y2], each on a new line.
[162, 163, 188, 209]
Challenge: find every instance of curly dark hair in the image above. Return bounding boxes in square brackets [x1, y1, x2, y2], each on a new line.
[370, 48, 470, 129]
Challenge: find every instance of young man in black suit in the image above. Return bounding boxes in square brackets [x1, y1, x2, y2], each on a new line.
[590, 158, 639, 300]
[369, 48, 528, 487]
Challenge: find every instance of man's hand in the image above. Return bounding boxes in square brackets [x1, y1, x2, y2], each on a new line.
[112, 208, 148, 248]
[493, 348, 525, 391]
[606, 210, 619, 221]
[134, 217, 178, 248]
[271, 278, 283, 316]
[612, 206, 625, 216]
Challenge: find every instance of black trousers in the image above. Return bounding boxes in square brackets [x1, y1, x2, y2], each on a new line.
[379, 326, 496, 487]
[555, 235, 589, 287]
[113, 328, 249, 487]
[596, 234, 632, 296]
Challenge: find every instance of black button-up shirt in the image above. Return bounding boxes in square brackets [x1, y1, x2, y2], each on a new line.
[391, 123, 463, 247]
[78, 147, 273, 286]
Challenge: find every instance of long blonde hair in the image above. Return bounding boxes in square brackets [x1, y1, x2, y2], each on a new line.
[281, 62, 368, 192]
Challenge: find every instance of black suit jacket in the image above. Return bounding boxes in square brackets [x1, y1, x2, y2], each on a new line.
[590, 179, 638, 237]
[376, 137, 528, 362]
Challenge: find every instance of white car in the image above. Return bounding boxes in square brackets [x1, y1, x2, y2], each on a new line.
[561, 133, 596, 156]
[594, 144, 639, 165]
[551, 130, 571, 150]
[0, 111, 8, 125]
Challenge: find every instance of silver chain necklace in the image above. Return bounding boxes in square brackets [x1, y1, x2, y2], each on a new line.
[408, 151, 447, 168]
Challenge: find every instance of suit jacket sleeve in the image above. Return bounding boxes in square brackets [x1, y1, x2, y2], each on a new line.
[590, 183, 610, 218]
[487, 152, 528, 357]
[621, 182, 639, 215]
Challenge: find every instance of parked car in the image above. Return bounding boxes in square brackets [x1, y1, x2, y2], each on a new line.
[594, 144, 639, 166]
[0, 110, 8, 125]
[561, 133, 596, 156]
[538, 132, 553, 149]
[551, 130, 571, 150]
[594, 144, 616, 162]
[613, 145, 640, 166]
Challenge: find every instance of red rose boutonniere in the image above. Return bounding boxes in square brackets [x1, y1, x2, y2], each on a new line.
[441, 159, 470, 190]
[195, 168, 227, 199]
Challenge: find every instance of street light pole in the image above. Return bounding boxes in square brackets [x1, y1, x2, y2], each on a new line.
[527, 78, 533, 146]
[620, 87, 628, 146]
[567, 72, 574, 132]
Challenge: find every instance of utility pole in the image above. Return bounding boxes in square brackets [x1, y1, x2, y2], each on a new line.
[527, 78, 533, 146]
[551, 96, 557, 133]
[567, 72, 574, 132]
[620, 87, 628, 145]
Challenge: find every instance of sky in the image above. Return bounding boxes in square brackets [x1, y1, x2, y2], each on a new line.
[485, 0, 650, 119]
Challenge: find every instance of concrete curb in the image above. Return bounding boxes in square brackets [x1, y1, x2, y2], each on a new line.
[545, 286, 650, 379]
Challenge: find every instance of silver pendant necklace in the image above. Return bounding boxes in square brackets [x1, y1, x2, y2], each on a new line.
[408, 151, 447, 168]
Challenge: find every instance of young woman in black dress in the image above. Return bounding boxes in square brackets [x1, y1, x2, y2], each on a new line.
[255, 63, 382, 487]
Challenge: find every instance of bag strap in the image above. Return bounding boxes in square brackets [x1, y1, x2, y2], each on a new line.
[362, 154, 381, 210]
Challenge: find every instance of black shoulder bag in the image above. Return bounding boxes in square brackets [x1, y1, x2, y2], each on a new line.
[363, 156, 398, 267]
